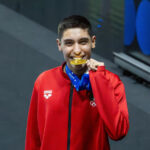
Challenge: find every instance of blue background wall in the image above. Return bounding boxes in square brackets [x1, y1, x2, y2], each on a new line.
[124, 0, 150, 55]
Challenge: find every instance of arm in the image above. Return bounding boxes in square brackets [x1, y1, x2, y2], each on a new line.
[89, 66, 129, 140]
[25, 81, 41, 150]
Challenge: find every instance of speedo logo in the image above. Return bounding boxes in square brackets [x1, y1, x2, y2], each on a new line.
[44, 90, 52, 99]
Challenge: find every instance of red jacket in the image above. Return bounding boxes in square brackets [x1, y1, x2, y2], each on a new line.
[25, 64, 129, 150]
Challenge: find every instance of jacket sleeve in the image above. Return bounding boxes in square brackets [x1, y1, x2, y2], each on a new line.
[25, 81, 41, 150]
[89, 66, 129, 140]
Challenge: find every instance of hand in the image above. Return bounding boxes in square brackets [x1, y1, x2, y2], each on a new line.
[86, 58, 104, 71]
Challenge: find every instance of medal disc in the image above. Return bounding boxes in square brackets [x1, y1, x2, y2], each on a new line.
[70, 58, 87, 65]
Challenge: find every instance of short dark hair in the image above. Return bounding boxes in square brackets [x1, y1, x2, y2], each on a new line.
[58, 15, 93, 39]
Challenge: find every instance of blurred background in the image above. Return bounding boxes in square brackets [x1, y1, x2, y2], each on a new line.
[0, 0, 150, 149]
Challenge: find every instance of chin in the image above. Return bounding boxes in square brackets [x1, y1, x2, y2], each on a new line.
[72, 63, 85, 68]
[71, 64, 87, 73]
[67, 61, 87, 73]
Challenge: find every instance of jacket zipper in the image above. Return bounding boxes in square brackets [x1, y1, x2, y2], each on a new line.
[67, 84, 74, 150]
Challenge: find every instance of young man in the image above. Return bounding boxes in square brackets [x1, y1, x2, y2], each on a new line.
[25, 15, 129, 150]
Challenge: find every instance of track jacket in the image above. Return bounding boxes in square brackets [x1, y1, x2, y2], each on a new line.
[25, 64, 129, 150]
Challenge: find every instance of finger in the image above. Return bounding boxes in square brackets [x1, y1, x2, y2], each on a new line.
[90, 63, 98, 71]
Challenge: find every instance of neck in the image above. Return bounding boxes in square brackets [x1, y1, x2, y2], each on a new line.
[72, 68, 87, 78]
[64, 64, 87, 78]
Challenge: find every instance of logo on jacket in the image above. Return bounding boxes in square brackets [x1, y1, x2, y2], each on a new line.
[90, 100, 96, 107]
[44, 90, 52, 99]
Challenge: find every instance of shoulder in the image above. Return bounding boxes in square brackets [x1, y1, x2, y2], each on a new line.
[90, 66, 122, 86]
[104, 69, 125, 91]
[105, 69, 121, 82]
[92, 66, 121, 80]
[34, 66, 61, 89]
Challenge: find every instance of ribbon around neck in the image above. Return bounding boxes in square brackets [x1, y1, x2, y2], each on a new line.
[65, 64, 91, 91]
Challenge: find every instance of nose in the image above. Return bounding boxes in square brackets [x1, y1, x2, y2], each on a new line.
[74, 43, 81, 55]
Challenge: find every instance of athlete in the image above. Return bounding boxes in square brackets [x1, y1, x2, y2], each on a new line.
[25, 15, 129, 150]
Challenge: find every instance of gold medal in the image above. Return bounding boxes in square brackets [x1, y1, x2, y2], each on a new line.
[70, 58, 87, 65]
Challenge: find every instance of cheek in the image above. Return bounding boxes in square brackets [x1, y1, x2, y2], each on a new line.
[82, 46, 92, 54]
[62, 47, 72, 58]
[82, 44, 92, 51]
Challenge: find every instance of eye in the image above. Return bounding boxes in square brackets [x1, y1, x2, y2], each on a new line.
[64, 40, 74, 46]
[80, 41, 88, 45]
[79, 38, 89, 45]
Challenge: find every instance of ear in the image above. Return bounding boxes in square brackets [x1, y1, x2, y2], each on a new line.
[56, 38, 62, 51]
[91, 35, 96, 49]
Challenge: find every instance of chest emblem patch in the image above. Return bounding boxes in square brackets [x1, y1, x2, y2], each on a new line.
[90, 100, 96, 107]
[44, 90, 52, 99]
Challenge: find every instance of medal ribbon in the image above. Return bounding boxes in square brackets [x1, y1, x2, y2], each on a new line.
[65, 64, 91, 91]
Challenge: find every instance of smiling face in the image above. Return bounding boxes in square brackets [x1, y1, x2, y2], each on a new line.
[57, 28, 96, 76]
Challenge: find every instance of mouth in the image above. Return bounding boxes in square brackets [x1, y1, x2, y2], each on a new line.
[70, 57, 87, 65]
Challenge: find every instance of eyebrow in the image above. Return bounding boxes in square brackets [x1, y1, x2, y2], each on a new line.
[78, 38, 89, 42]
[64, 39, 74, 42]
[63, 37, 89, 42]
